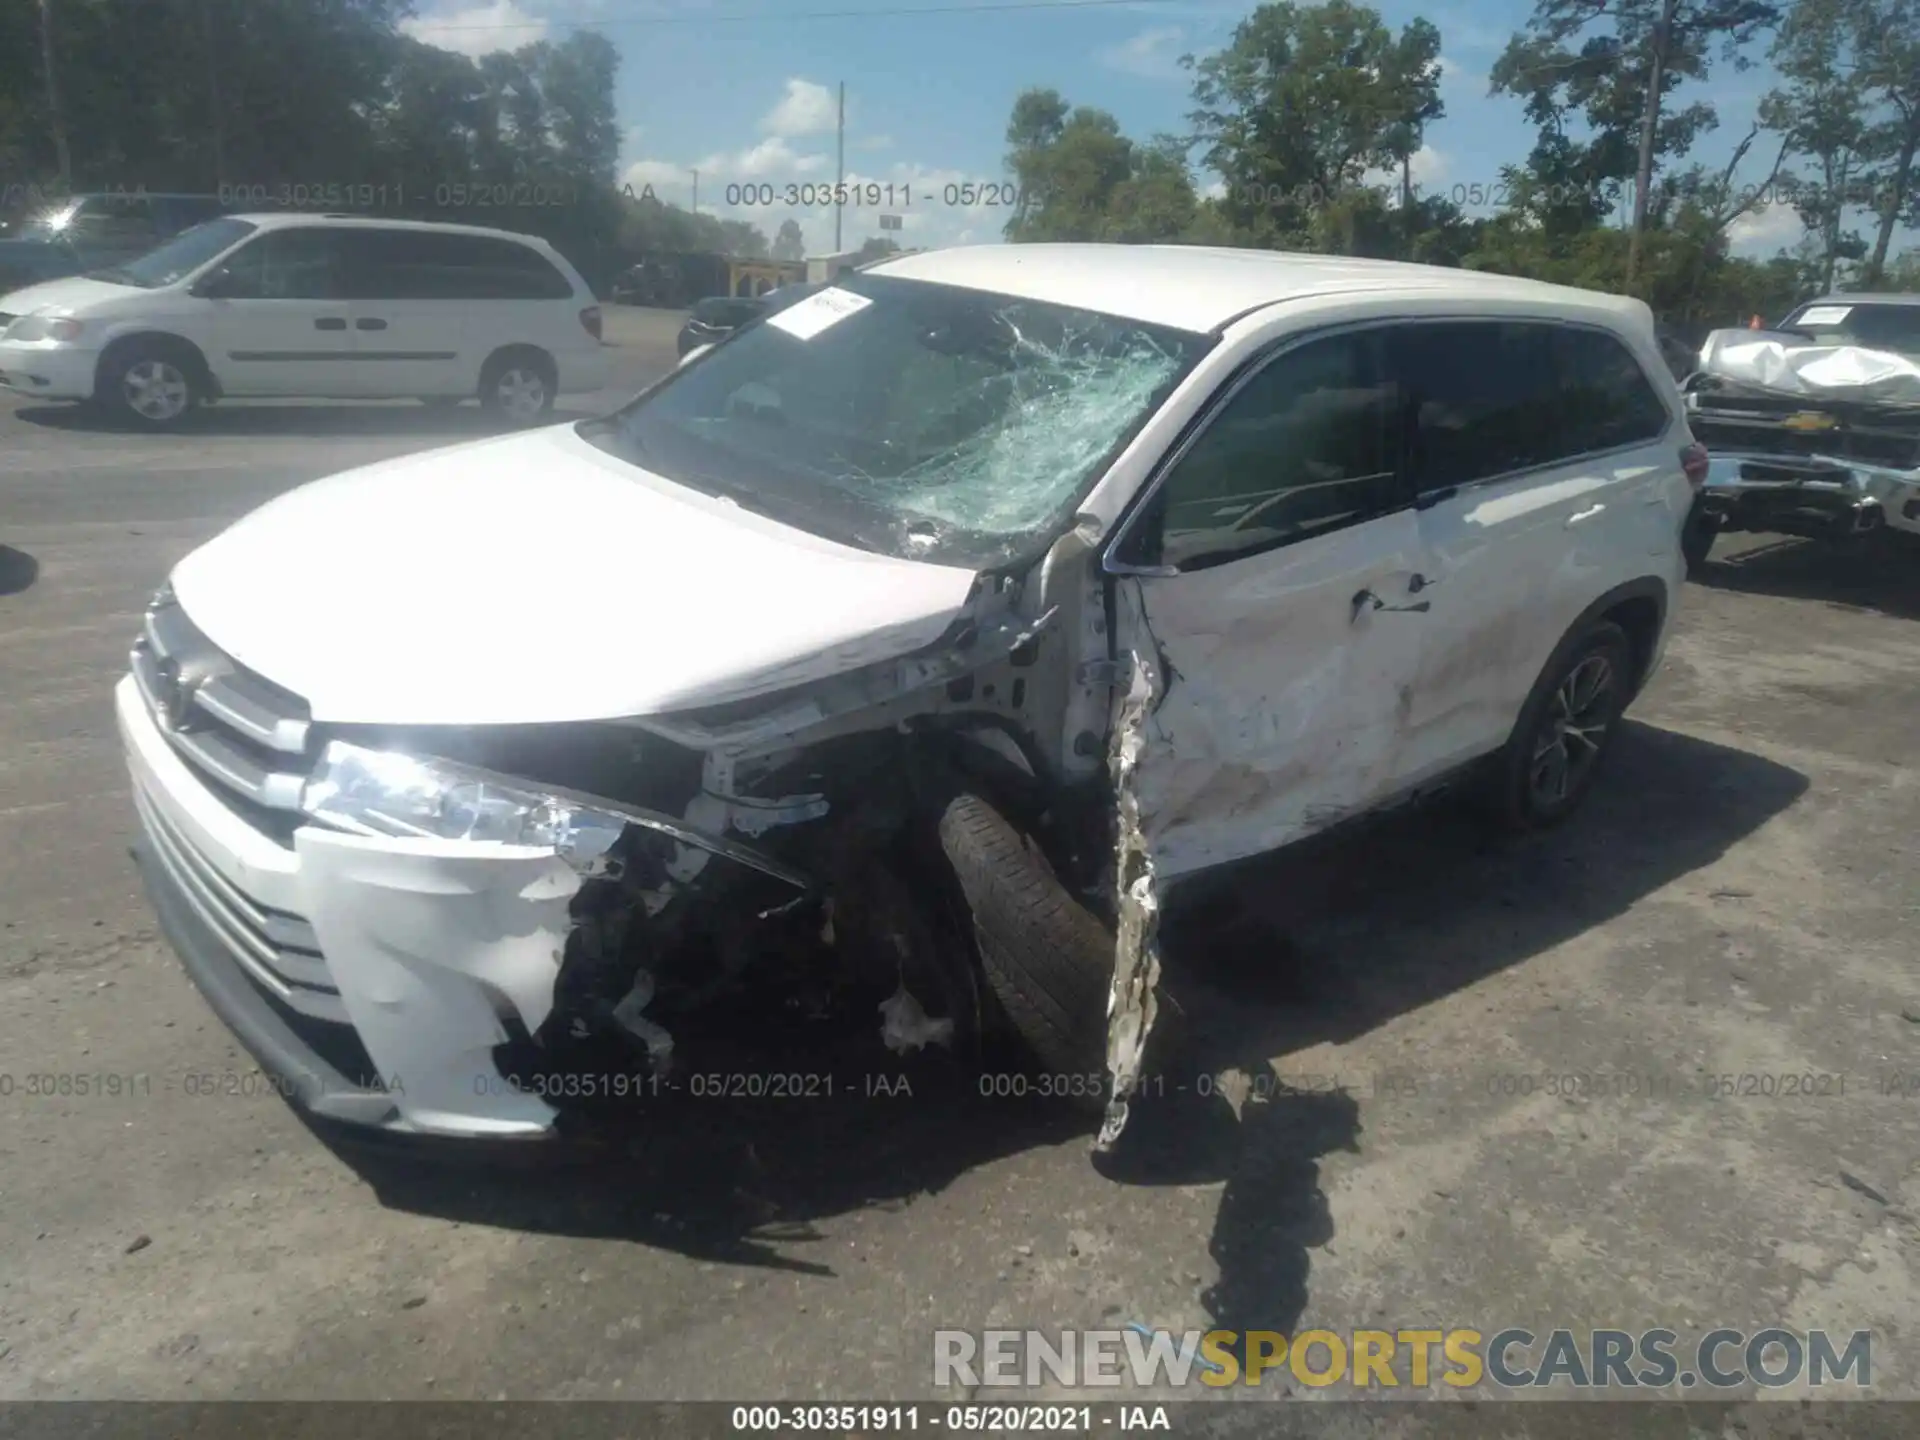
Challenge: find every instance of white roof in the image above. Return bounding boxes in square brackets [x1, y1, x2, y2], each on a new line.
[868, 243, 1644, 333]
[224, 212, 555, 246]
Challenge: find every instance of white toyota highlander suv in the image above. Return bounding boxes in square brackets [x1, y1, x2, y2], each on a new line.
[115, 244, 1702, 1153]
[0, 212, 607, 427]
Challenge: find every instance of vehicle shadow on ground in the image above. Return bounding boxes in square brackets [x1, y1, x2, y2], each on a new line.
[325, 720, 1806, 1326]
[11, 401, 605, 440]
[0, 545, 38, 596]
[1697, 532, 1920, 620]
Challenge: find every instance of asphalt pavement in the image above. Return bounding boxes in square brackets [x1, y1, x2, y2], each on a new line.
[3, 309, 1920, 1406]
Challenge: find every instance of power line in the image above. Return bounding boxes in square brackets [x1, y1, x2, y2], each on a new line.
[419, 0, 1179, 32]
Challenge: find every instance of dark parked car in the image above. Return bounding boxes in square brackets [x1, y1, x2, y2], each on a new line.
[0, 193, 225, 293]
[675, 284, 822, 357]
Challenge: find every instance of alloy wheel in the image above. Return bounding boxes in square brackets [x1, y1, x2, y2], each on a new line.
[1527, 653, 1615, 809]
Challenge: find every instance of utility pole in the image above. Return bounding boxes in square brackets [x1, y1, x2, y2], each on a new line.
[834, 80, 845, 252]
[38, 0, 73, 193]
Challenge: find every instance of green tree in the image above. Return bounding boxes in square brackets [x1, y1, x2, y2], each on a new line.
[772, 217, 805, 260]
[1493, 0, 1779, 288]
[1845, 0, 1920, 285]
[1764, 0, 1871, 293]
[1186, 1, 1446, 246]
[1002, 89, 1135, 240]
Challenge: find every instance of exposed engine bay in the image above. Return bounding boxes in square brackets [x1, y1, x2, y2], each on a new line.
[315, 571, 1161, 1148]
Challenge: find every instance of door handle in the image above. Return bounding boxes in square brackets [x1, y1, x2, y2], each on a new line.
[1352, 588, 1431, 621]
[313, 317, 347, 330]
[355, 317, 388, 331]
[1566, 503, 1606, 526]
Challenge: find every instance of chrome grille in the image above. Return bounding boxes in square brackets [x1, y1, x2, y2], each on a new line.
[129, 593, 314, 824]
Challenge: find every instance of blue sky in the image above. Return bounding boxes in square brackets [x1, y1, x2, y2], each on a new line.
[401, 0, 1881, 262]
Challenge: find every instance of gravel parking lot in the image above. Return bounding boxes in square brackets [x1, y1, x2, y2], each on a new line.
[3, 306, 1919, 1406]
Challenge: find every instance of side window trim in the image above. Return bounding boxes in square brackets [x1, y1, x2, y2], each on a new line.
[1103, 318, 1413, 577]
[1394, 317, 1677, 503]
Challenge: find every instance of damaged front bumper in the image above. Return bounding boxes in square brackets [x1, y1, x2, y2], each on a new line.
[118, 674, 805, 1140]
[1695, 454, 1920, 540]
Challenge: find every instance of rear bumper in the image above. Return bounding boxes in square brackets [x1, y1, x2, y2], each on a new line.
[1696, 454, 1920, 539]
[0, 340, 97, 401]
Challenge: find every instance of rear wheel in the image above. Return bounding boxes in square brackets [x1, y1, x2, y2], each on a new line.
[1489, 621, 1634, 832]
[937, 792, 1112, 1111]
[479, 349, 556, 425]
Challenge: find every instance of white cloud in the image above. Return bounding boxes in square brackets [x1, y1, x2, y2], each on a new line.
[762, 79, 839, 138]
[1437, 55, 1484, 93]
[1362, 144, 1449, 194]
[620, 159, 694, 196]
[694, 135, 831, 179]
[400, 0, 548, 57]
[1199, 177, 1227, 202]
[1728, 199, 1804, 254]
[1097, 26, 1188, 80]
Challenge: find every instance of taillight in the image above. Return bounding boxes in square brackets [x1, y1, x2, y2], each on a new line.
[1681, 441, 1709, 488]
[579, 305, 602, 341]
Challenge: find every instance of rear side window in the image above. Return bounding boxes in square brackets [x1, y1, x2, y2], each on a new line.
[1391, 322, 1563, 493]
[1549, 327, 1670, 454]
[343, 229, 574, 300]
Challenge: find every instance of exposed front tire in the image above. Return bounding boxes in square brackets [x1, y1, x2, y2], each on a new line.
[97, 339, 201, 431]
[1489, 621, 1634, 832]
[479, 349, 556, 425]
[936, 792, 1111, 1111]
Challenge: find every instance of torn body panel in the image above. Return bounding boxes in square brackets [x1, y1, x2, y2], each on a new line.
[1096, 638, 1166, 1153]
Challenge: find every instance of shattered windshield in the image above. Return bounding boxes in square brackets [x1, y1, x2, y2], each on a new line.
[587, 273, 1211, 568]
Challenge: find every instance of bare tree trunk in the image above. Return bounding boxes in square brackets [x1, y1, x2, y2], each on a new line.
[1627, 0, 1680, 290]
[1824, 153, 1849, 292]
[1402, 150, 1413, 255]
[200, 0, 226, 187]
[1864, 116, 1918, 287]
[38, 0, 72, 191]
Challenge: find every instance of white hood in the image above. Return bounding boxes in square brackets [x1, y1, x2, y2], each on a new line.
[169, 424, 982, 725]
[0, 274, 143, 316]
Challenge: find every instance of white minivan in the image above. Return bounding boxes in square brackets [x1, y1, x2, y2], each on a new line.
[116, 245, 1701, 1154]
[0, 213, 606, 427]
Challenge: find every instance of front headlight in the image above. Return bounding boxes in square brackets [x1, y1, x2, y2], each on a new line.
[301, 741, 627, 874]
[5, 313, 84, 343]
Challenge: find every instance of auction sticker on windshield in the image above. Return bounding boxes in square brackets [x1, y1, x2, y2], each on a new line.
[1797, 306, 1852, 326]
[768, 286, 872, 340]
